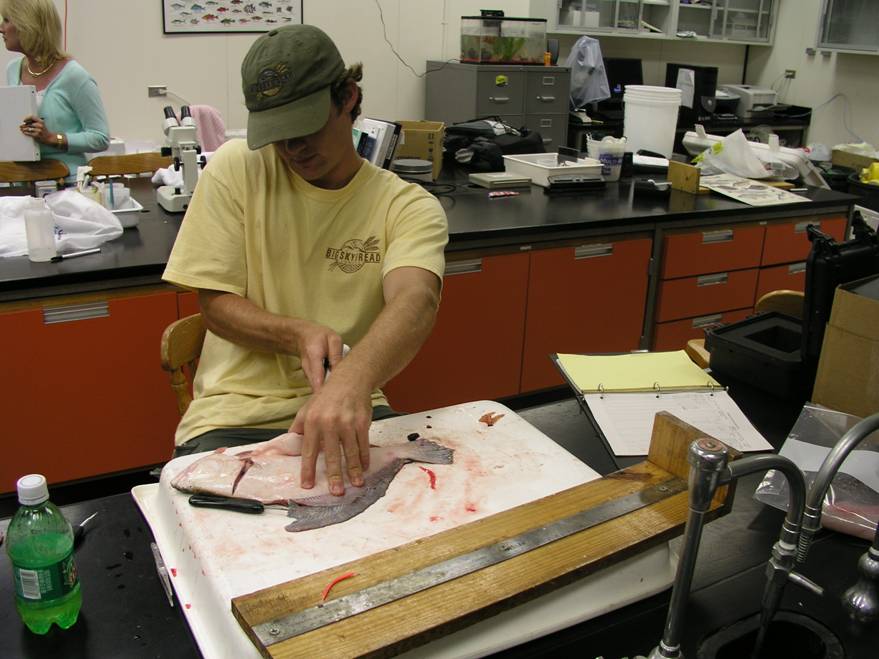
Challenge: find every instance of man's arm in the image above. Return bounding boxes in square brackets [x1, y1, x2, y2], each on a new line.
[291, 266, 442, 495]
[197, 289, 345, 392]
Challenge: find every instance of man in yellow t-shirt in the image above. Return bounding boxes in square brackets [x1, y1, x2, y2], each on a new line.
[162, 25, 448, 497]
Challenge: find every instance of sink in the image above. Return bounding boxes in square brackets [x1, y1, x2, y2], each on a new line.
[697, 611, 844, 659]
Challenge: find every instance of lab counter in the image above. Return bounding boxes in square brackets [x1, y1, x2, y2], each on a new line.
[0, 177, 857, 302]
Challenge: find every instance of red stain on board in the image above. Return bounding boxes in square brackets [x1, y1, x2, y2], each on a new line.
[170, 568, 177, 577]
[419, 466, 437, 489]
[185, 603, 191, 609]
[429, 515, 440, 522]
[465, 503, 477, 513]
[479, 412, 505, 427]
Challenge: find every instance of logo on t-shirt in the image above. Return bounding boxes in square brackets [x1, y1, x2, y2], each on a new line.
[326, 236, 382, 273]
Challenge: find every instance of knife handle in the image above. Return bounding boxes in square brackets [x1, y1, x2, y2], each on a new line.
[188, 494, 265, 514]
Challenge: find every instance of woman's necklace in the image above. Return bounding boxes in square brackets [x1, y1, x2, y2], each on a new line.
[25, 58, 54, 77]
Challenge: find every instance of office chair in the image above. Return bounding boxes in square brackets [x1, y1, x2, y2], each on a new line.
[87, 152, 172, 178]
[0, 159, 68, 186]
[755, 289, 804, 319]
[160, 312, 206, 417]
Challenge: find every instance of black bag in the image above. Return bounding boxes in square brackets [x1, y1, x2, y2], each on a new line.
[444, 117, 544, 172]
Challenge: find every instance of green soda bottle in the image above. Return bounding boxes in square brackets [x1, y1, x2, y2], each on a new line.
[5, 474, 82, 634]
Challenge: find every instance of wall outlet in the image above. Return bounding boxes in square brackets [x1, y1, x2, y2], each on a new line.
[148, 85, 167, 97]
[784, 69, 796, 79]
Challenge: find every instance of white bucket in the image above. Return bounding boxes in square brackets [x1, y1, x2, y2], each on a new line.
[623, 85, 682, 158]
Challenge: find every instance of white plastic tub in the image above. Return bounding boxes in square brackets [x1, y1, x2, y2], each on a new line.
[623, 85, 682, 158]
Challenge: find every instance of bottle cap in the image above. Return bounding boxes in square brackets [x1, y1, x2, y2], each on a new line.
[17, 474, 49, 506]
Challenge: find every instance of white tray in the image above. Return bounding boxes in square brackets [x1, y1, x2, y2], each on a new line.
[132, 401, 676, 658]
[109, 196, 142, 227]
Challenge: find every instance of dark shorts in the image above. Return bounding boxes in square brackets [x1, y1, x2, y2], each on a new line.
[172, 404, 399, 458]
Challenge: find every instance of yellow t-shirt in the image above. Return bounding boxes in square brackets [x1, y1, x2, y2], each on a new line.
[162, 139, 448, 444]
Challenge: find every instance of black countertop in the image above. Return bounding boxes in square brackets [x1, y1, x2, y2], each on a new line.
[0, 177, 857, 303]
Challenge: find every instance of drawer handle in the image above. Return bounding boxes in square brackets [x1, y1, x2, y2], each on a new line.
[794, 221, 819, 233]
[788, 262, 806, 275]
[536, 95, 556, 103]
[488, 96, 509, 104]
[541, 76, 556, 86]
[444, 258, 482, 276]
[575, 243, 614, 259]
[701, 229, 734, 243]
[540, 118, 553, 128]
[542, 137, 553, 145]
[697, 273, 729, 287]
[43, 301, 109, 324]
[692, 313, 723, 329]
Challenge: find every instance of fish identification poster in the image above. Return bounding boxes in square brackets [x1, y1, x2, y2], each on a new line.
[163, 1, 303, 34]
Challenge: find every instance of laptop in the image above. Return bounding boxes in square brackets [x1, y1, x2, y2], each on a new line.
[0, 85, 40, 161]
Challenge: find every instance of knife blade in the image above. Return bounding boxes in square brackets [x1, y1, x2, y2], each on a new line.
[188, 494, 267, 514]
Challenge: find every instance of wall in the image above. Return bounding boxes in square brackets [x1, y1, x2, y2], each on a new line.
[748, 0, 878, 148]
[1, 0, 876, 150]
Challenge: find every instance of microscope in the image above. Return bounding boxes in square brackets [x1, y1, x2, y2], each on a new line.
[156, 106, 205, 213]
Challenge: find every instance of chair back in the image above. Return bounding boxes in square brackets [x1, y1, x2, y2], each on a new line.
[755, 290, 804, 319]
[0, 158, 69, 184]
[160, 313, 206, 417]
[88, 152, 171, 178]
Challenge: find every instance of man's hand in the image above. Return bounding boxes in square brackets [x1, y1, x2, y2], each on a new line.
[290, 378, 372, 496]
[292, 319, 346, 393]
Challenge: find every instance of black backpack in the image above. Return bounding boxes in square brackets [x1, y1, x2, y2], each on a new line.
[444, 117, 545, 172]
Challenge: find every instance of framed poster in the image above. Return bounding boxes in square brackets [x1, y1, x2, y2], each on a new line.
[163, 1, 302, 34]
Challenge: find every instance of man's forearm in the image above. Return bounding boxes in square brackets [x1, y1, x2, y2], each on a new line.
[329, 277, 440, 395]
[198, 289, 299, 355]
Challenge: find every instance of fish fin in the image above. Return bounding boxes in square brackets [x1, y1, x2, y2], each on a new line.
[291, 489, 366, 507]
[405, 439, 454, 465]
[285, 497, 374, 532]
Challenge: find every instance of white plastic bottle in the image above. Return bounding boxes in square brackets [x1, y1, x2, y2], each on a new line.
[24, 198, 57, 262]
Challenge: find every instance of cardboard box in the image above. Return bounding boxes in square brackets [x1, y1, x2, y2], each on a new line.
[394, 120, 445, 181]
[831, 148, 879, 172]
[812, 274, 879, 418]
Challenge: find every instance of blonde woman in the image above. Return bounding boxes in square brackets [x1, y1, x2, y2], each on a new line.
[1, 0, 109, 178]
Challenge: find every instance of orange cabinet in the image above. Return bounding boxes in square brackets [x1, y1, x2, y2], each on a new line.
[0, 290, 180, 493]
[177, 290, 200, 317]
[383, 252, 530, 413]
[661, 224, 764, 279]
[756, 261, 807, 299]
[656, 268, 759, 323]
[521, 235, 652, 391]
[761, 215, 847, 266]
[654, 307, 752, 352]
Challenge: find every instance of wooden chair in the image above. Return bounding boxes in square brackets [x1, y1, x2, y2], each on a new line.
[87, 152, 171, 178]
[755, 289, 805, 320]
[160, 313, 206, 416]
[0, 158, 69, 187]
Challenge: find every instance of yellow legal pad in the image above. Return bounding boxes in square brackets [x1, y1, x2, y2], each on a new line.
[556, 350, 721, 394]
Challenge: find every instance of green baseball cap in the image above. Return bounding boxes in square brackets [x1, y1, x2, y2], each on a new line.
[241, 25, 345, 150]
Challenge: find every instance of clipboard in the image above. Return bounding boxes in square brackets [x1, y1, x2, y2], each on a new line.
[0, 85, 40, 161]
[552, 351, 772, 460]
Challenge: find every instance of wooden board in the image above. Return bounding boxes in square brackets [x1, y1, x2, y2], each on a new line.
[232, 413, 738, 658]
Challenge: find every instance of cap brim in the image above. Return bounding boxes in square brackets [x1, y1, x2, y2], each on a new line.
[246, 86, 332, 150]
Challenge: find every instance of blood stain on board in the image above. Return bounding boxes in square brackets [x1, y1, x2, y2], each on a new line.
[185, 603, 192, 610]
[429, 515, 441, 522]
[170, 568, 177, 577]
[465, 503, 477, 513]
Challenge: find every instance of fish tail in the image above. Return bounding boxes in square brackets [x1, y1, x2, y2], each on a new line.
[407, 439, 454, 465]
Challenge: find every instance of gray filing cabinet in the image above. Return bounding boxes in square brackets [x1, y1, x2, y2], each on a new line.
[425, 61, 570, 151]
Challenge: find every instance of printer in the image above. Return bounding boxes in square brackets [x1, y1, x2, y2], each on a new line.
[718, 84, 777, 120]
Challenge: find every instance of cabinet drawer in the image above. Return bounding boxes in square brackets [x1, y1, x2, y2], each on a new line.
[177, 290, 200, 318]
[524, 114, 567, 150]
[656, 268, 759, 322]
[525, 71, 569, 115]
[521, 236, 652, 391]
[653, 308, 752, 352]
[476, 70, 525, 115]
[756, 261, 806, 300]
[384, 252, 529, 413]
[1, 291, 179, 492]
[661, 224, 765, 279]
[761, 215, 847, 266]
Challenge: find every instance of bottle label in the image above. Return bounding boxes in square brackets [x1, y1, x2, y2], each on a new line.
[12, 551, 78, 601]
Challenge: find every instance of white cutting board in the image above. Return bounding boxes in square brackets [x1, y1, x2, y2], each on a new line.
[133, 401, 674, 659]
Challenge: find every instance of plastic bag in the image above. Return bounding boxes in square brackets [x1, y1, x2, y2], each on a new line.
[694, 129, 797, 180]
[754, 403, 879, 541]
[0, 190, 123, 258]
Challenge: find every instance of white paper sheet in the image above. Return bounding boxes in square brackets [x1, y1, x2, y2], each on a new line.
[675, 68, 696, 109]
[584, 390, 772, 456]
